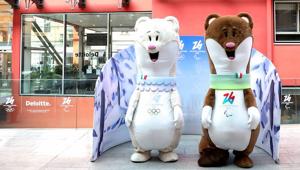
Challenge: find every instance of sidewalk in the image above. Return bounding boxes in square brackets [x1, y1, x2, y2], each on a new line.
[0, 124, 299, 170]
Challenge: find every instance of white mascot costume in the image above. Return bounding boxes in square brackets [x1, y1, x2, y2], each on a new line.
[125, 16, 184, 163]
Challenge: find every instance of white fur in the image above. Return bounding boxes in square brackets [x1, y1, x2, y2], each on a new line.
[127, 17, 183, 162]
[208, 17, 217, 25]
[134, 17, 180, 77]
[205, 36, 260, 151]
[134, 42, 179, 76]
[134, 17, 180, 46]
[208, 90, 251, 151]
[241, 16, 250, 24]
[205, 37, 253, 74]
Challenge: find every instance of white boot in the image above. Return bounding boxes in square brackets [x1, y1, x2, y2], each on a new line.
[130, 151, 151, 163]
[158, 151, 178, 162]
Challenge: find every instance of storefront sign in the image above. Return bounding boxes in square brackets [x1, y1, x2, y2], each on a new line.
[25, 100, 52, 113]
[75, 51, 101, 58]
[25, 101, 51, 106]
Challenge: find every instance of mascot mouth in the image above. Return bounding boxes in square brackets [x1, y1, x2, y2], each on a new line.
[225, 50, 235, 60]
[149, 52, 159, 62]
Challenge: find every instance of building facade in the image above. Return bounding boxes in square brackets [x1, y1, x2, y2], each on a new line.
[0, 0, 299, 127]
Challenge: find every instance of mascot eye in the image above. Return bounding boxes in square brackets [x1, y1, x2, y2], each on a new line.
[232, 30, 236, 37]
[156, 35, 159, 41]
[149, 36, 152, 41]
[224, 31, 228, 37]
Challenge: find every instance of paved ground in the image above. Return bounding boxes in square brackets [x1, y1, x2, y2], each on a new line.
[0, 124, 299, 170]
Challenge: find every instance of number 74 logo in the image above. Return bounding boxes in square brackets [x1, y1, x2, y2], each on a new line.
[223, 92, 235, 104]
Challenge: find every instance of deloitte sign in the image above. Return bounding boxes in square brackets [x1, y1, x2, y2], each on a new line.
[75, 51, 102, 58]
[25, 101, 51, 107]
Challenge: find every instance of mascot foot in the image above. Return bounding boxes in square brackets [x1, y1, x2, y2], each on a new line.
[233, 151, 253, 168]
[198, 148, 229, 167]
[158, 151, 178, 162]
[130, 151, 151, 163]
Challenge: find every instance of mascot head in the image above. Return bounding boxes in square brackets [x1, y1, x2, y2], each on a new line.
[204, 13, 253, 74]
[134, 16, 180, 77]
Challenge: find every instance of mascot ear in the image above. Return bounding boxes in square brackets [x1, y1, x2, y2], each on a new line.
[135, 17, 150, 32]
[238, 13, 253, 29]
[164, 16, 179, 33]
[205, 14, 219, 30]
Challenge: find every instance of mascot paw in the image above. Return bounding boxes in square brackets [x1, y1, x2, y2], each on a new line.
[174, 106, 184, 129]
[158, 151, 178, 162]
[247, 107, 260, 129]
[234, 154, 253, 168]
[130, 151, 151, 163]
[201, 106, 212, 128]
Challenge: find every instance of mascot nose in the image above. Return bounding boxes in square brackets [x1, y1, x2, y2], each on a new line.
[225, 42, 235, 48]
[148, 45, 156, 50]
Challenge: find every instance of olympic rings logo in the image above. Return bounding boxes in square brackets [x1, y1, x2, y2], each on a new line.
[147, 108, 160, 115]
[4, 107, 15, 112]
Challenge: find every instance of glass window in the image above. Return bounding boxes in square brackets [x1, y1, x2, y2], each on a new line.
[0, 1, 13, 97]
[274, 1, 300, 42]
[276, 3, 297, 32]
[110, 13, 151, 57]
[65, 14, 108, 95]
[21, 14, 64, 94]
[21, 12, 151, 96]
[281, 88, 300, 123]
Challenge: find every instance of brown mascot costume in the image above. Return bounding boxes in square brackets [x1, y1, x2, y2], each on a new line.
[198, 13, 261, 168]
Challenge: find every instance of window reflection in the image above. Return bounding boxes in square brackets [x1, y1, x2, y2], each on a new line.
[65, 14, 107, 95]
[276, 3, 297, 32]
[281, 93, 300, 124]
[274, 2, 300, 42]
[0, 1, 13, 97]
[110, 13, 151, 57]
[20, 12, 151, 96]
[22, 15, 64, 94]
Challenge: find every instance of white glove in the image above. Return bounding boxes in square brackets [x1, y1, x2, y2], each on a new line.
[247, 106, 261, 129]
[201, 106, 212, 129]
[174, 106, 184, 129]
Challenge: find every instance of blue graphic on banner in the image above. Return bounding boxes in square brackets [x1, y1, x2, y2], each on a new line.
[91, 36, 281, 163]
[177, 36, 209, 134]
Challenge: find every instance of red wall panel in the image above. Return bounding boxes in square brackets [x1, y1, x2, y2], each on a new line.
[17, 0, 152, 14]
[274, 45, 300, 86]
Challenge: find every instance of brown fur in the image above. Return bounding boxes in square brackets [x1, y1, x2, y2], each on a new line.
[203, 88, 215, 107]
[199, 13, 259, 168]
[204, 13, 253, 51]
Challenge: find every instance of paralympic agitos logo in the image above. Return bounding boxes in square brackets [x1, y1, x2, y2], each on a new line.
[223, 92, 235, 104]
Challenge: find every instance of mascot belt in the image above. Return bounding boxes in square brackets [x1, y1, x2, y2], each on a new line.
[210, 73, 251, 90]
[136, 75, 176, 92]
